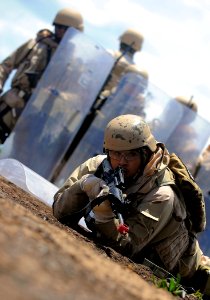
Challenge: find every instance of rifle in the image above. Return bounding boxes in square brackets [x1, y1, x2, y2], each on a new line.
[59, 158, 129, 234]
[100, 159, 129, 234]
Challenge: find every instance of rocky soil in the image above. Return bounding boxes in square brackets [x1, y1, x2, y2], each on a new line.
[0, 175, 198, 300]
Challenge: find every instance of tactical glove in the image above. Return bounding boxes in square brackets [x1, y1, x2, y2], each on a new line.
[80, 174, 115, 223]
[92, 199, 115, 223]
[80, 174, 109, 200]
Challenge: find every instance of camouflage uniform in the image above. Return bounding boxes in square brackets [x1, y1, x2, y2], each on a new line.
[100, 29, 144, 100]
[101, 49, 134, 97]
[53, 146, 202, 279]
[53, 114, 210, 295]
[0, 7, 84, 142]
[0, 29, 58, 133]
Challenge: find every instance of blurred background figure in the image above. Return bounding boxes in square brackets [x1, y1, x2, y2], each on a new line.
[98, 28, 145, 105]
[0, 7, 84, 143]
[195, 144, 210, 195]
[164, 96, 199, 174]
[175, 96, 198, 112]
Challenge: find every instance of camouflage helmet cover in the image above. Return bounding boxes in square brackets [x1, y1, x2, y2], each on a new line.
[104, 114, 157, 151]
[119, 29, 144, 52]
[53, 8, 84, 31]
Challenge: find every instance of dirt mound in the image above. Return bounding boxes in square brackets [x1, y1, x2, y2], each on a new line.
[0, 176, 196, 300]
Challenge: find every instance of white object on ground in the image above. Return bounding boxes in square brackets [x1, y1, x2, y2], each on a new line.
[0, 158, 89, 230]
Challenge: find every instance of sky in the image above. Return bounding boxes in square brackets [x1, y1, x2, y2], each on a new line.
[1, 0, 210, 123]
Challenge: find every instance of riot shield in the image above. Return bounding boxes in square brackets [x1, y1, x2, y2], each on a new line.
[194, 147, 210, 255]
[154, 100, 210, 176]
[145, 94, 210, 256]
[0, 158, 58, 206]
[152, 102, 210, 256]
[0, 28, 114, 180]
[197, 194, 210, 256]
[194, 146, 210, 197]
[54, 72, 184, 186]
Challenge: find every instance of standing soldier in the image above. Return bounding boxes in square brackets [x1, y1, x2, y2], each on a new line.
[99, 29, 144, 101]
[165, 96, 198, 174]
[0, 7, 84, 143]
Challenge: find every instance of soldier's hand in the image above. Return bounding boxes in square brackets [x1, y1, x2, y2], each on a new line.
[93, 199, 115, 223]
[80, 174, 109, 200]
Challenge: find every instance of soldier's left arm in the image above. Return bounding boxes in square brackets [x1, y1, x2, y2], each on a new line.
[94, 185, 175, 257]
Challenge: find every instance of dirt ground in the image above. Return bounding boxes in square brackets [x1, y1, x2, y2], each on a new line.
[0, 175, 198, 300]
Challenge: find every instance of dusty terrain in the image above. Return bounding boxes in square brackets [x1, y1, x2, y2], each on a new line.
[0, 175, 198, 300]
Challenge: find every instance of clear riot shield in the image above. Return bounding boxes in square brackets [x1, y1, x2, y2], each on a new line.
[153, 99, 210, 176]
[0, 28, 114, 180]
[156, 101, 210, 255]
[0, 158, 58, 206]
[54, 72, 182, 186]
[197, 194, 210, 256]
[194, 148, 210, 255]
[194, 146, 210, 197]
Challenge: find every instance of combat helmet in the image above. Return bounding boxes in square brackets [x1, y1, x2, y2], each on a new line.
[53, 8, 84, 31]
[103, 114, 157, 151]
[174, 96, 198, 123]
[119, 29, 144, 52]
[175, 96, 198, 112]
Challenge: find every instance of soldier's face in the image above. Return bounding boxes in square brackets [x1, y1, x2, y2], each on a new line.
[109, 150, 142, 178]
[54, 25, 68, 42]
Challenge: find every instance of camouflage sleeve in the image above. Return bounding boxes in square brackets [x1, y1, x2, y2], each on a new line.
[53, 162, 93, 220]
[94, 185, 175, 258]
[52, 155, 106, 220]
[36, 29, 53, 42]
[0, 39, 35, 88]
[52, 181, 89, 220]
[129, 185, 174, 245]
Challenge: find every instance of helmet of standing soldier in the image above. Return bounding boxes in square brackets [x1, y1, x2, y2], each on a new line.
[175, 96, 198, 112]
[103, 114, 157, 151]
[119, 29, 144, 52]
[174, 96, 198, 123]
[53, 8, 84, 31]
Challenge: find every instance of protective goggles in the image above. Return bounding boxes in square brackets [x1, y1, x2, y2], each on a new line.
[108, 150, 140, 161]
